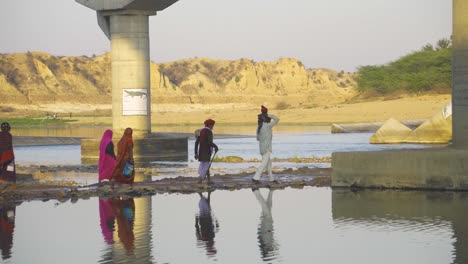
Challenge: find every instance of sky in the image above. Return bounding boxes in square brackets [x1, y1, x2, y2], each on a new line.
[0, 0, 452, 72]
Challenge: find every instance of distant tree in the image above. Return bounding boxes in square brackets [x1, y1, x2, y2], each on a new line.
[421, 44, 434, 51]
[436, 38, 451, 50]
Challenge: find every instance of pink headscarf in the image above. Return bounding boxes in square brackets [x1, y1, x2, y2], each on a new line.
[98, 129, 115, 182]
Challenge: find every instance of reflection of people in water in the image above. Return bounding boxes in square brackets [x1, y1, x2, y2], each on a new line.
[0, 204, 15, 260]
[111, 197, 135, 255]
[195, 192, 219, 257]
[99, 198, 115, 245]
[253, 188, 279, 261]
[100, 197, 135, 255]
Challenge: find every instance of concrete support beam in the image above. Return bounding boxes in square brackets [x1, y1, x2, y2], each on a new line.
[332, 148, 468, 190]
[452, 0, 468, 148]
[81, 135, 188, 164]
[109, 13, 152, 137]
[77, 0, 178, 12]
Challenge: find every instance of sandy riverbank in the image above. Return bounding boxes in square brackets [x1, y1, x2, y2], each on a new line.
[0, 94, 451, 126]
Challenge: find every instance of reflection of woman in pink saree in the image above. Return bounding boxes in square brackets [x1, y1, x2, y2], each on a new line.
[99, 198, 115, 245]
[98, 129, 116, 182]
[99, 197, 135, 255]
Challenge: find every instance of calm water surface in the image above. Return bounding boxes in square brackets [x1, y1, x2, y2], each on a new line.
[12, 126, 444, 185]
[4, 127, 461, 264]
[12, 127, 443, 185]
[2, 187, 467, 264]
[13, 125, 441, 171]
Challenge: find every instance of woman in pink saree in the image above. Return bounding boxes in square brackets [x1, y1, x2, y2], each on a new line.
[98, 129, 116, 182]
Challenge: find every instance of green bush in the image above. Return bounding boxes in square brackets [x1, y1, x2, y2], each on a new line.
[355, 39, 451, 94]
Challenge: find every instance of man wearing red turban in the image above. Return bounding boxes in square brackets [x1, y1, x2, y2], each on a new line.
[195, 119, 219, 184]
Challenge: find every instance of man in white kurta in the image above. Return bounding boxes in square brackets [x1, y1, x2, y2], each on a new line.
[253, 113, 280, 182]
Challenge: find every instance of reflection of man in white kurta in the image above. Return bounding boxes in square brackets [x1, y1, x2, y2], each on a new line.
[253, 189, 279, 261]
[253, 107, 280, 182]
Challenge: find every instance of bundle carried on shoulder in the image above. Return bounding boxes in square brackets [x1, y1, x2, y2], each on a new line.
[123, 161, 134, 178]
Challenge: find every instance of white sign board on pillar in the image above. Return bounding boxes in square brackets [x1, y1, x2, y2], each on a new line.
[122, 88, 148, 115]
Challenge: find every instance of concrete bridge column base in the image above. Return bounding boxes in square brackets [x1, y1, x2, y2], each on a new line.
[331, 147, 468, 190]
[81, 133, 188, 165]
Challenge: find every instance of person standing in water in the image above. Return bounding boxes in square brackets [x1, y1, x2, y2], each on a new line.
[253, 106, 280, 184]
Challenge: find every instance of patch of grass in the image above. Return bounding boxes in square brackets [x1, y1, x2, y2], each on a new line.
[0, 118, 73, 126]
[213, 156, 245, 162]
[213, 156, 332, 163]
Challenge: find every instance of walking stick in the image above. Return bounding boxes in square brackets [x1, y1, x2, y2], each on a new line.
[204, 149, 218, 181]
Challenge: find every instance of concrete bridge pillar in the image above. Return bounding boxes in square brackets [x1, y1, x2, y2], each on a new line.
[452, 0, 468, 148]
[331, 0, 468, 190]
[107, 11, 153, 137]
[77, 0, 188, 165]
[76, 0, 179, 137]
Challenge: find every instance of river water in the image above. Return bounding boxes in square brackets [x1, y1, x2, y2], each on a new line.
[2, 126, 465, 264]
[13, 125, 442, 184]
[2, 188, 467, 264]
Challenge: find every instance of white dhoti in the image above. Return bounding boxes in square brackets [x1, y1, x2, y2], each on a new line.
[253, 151, 274, 181]
[198, 161, 211, 179]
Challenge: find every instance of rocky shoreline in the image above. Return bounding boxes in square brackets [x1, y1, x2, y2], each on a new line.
[1, 165, 331, 206]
